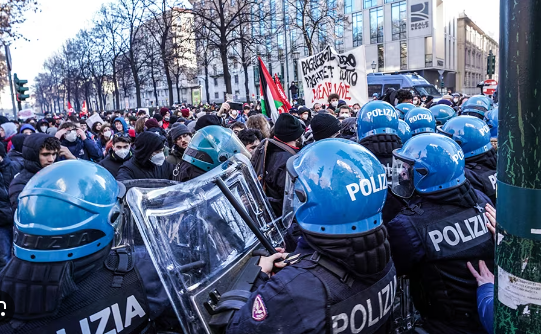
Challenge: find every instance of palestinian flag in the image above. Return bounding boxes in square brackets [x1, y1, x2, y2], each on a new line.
[259, 57, 289, 122]
[274, 74, 292, 110]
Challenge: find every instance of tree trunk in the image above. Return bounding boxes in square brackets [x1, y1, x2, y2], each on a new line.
[129, 48, 142, 108]
[204, 58, 210, 103]
[220, 39, 232, 95]
[112, 59, 120, 110]
[243, 63, 250, 102]
[175, 79, 181, 103]
[152, 73, 159, 107]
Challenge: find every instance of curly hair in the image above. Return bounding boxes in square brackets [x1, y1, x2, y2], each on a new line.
[41, 137, 61, 152]
[246, 114, 270, 138]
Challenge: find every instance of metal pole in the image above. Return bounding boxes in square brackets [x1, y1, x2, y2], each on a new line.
[4, 45, 16, 118]
[495, 0, 541, 332]
[282, 0, 290, 101]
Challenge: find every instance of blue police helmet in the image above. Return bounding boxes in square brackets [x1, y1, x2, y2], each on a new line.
[14, 160, 125, 262]
[397, 119, 412, 144]
[461, 95, 490, 119]
[484, 107, 498, 139]
[438, 115, 492, 158]
[283, 138, 387, 235]
[429, 104, 456, 125]
[404, 107, 436, 136]
[356, 100, 399, 140]
[395, 103, 416, 120]
[391, 133, 466, 198]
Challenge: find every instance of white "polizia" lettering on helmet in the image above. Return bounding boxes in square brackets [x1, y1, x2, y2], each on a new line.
[451, 150, 465, 164]
[367, 108, 397, 119]
[346, 173, 387, 201]
[408, 114, 433, 123]
[480, 125, 490, 136]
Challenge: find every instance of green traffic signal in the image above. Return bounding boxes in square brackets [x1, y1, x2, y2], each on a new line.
[13, 73, 29, 101]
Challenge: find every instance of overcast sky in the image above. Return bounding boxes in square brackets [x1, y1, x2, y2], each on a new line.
[1, 0, 500, 109]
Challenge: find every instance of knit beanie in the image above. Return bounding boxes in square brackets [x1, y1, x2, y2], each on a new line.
[195, 115, 222, 131]
[274, 113, 304, 142]
[160, 107, 170, 116]
[145, 118, 160, 129]
[311, 113, 341, 141]
[153, 114, 163, 122]
[181, 108, 190, 118]
[170, 124, 191, 141]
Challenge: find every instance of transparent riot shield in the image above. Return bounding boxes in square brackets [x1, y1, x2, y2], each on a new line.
[126, 154, 285, 334]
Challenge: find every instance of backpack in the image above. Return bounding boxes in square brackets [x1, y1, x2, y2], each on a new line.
[251, 138, 296, 191]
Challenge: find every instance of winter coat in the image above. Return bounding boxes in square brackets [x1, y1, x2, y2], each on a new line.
[61, 137, 101, 162]
[116, 157, 174, 181]
[171, 160, 205, 182]
[165, 146, 184, 166]
[113, 117, 129, 134]
[9, 134, 51, 212]
[99, 150, 133, 178]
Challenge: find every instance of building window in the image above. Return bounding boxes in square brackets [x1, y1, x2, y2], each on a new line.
[344, 0, 352, 13]
[391, 1, 406, 41]
[425, 36, 433, 67]
[214, 92, 219, 99]
[234, 75, 239, 84]
[378, 44, 384, 71]
[352, 12, 363, 47]
[385, 0, 398, 2]
[400, 42, 407, 70]
[335, 22, 344, 51]
[214, 78, 218, 86]
[370, 7, 384, 44]
[364, 0, 377, 9]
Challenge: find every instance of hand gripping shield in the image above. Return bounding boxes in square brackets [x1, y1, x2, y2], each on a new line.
[126, 154, 285, 334]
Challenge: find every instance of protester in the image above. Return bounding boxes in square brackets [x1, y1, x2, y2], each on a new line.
[194, 114, 222, 132]
[98, 133, 133, 178]
[36, 119, 49, 134]
[229, 121, 246, 135]
[237, 128, 262, 153]
[6, 134, 25, 170]
[55, 122, 101, 161]
[0, 122, 17, 151]
[145, 118, 167, 137]
[95, 123, 112, 157]
[9, 134, 67, 211]
[160, 107, 171, 129]
[166, 124, 192, 165]
[396, 89, 413, 104]
[310, 113, 341, 141]
[113, 116, 129, 134]
[246, 114, 271, 138]
[116, 131, 173, 181]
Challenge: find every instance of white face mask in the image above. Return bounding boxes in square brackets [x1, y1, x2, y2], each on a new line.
[40, 126, 48, 133]
[150, 152, 166, 166]
[331, 101, 338, 107]
[115, 148, 130, 159]
[301, 113, 309, 120]
[230, 110, 239, 118]
[453, 98, 459, 103]
[103, 130, 112, 139]
[65, 131, 77, 142]
[340, 113, 350, 119]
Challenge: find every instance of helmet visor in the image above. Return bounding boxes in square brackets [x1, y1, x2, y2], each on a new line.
[391, 156, 416, 198]
[282, 156, 305, 229]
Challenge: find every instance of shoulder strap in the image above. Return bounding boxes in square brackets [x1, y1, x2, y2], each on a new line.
[309, 252, 355, 287]
[268, 138, 297, 155]
[104, 246, 135, 288]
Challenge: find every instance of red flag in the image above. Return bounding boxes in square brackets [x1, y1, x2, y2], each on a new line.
[259, 57, 290, 122]
[274, 74, 292, 110]
[67, 101, 75, 115]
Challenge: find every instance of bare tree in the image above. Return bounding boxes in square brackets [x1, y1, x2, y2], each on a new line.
[190, 0, 268, 95]
[0, 0, 39, 43]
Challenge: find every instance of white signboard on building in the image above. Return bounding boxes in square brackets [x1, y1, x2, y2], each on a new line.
[409, 0, 431, 37]
[298, 46, 368, 107]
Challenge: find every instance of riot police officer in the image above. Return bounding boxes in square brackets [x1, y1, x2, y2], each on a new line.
[0, 160, 178, 333]
[429, 104, 456, 125]
[172, 125, 251, 182]
[397, 119, 412, 144]
[461, 95, 491, 119]
[226, 139, 395, 334]
[404, 107, 436, 136]
[439, 116, 497, 205]
[356, 100, 407, 224]
[387, 133, 494, 334]
[395, 102, 416, 120]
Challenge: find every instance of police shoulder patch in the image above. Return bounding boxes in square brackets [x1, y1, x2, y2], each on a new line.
[252, 294, 268, 321]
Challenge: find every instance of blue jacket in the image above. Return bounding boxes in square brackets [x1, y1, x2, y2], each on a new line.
[61, 137, 101, 162]
[477, 283, 493, 334]
[113, 117, 129, 134]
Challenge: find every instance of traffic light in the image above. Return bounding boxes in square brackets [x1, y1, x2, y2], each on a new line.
[14, 73, 29, 102]
[487, 50, 496, 76]
[440, 81, 445, 89]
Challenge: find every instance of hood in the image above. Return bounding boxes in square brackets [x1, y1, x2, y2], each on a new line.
[359, 134, 402, 158]
[466, 147, 497, 170]
[1, 122, 17, 139]
[300, 224, 391, 278]
[134, 131, 164, 166]
[113, 117, 128, 133]
[36, 120, 49, 133]
[22, 133, 54, 173]
[20, 124, 36, 134]
[10, 134, 26, 153]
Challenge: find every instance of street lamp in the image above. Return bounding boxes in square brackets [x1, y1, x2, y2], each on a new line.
[292, 51, 300, 61]
[371, 61, 377, 74]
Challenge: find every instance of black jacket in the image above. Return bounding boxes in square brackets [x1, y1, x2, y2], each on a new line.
[166, 146, 184, 166]
[172, 159, 206, 182]
[263, 143, 299, 216]
[464, 149, 498, 205]
[116, 157, 174, 181]
[6, 150, 23, 171]
[9, 134, 51, 212]
[0, 156, 21, 226]
[99, 150, 132, 178]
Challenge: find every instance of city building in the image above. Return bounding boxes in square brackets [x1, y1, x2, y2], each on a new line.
[456, 11, 499, 95]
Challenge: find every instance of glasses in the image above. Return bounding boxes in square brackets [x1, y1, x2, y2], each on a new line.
[114, 132, 130, 138]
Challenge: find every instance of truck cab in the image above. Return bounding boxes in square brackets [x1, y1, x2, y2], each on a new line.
[367, 73, 442, 99]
